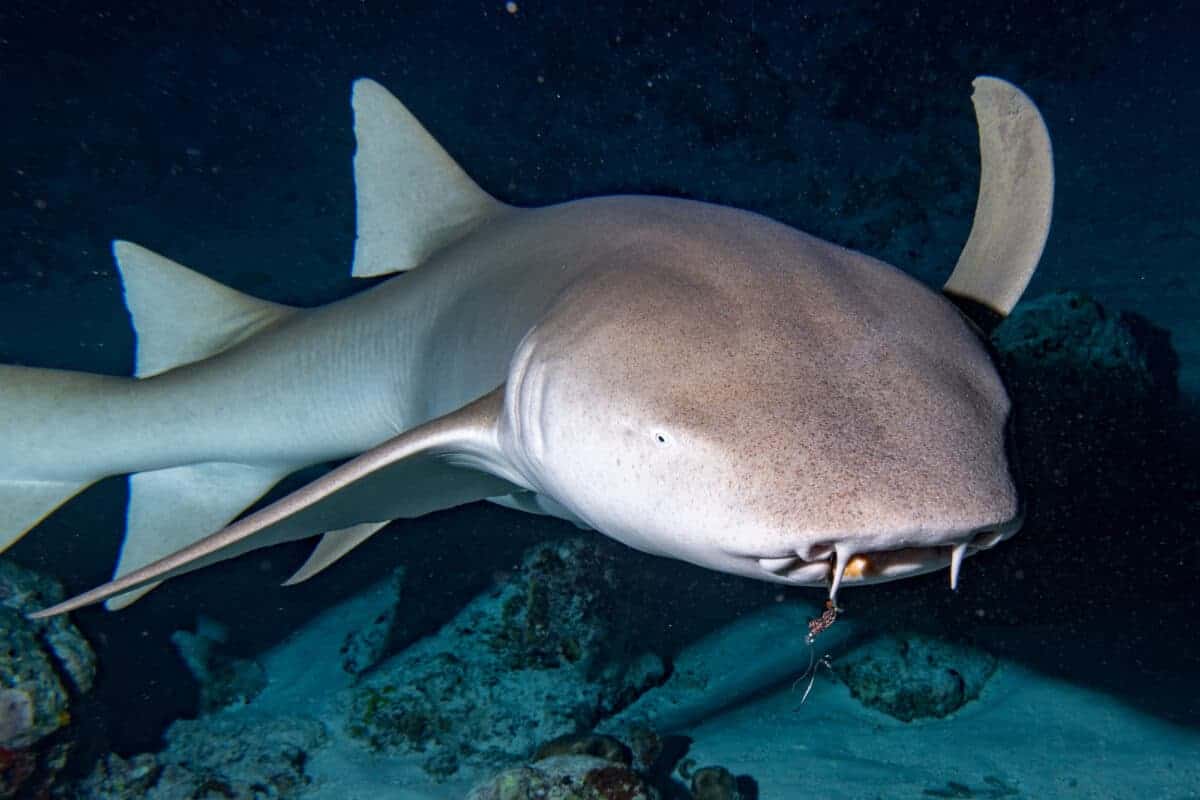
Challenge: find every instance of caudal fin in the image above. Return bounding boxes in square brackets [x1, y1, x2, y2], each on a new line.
[0, 364, 122, 554]
[0, 475, 95, 555]
[109, 242, 301, 606]
[2, 243, 302, 608]
[107, 461, 294, 608]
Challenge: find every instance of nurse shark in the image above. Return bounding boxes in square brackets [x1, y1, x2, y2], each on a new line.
[1, 76, 1052, 618]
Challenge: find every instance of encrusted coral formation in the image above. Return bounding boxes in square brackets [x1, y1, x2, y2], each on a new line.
[345, 538, 666, 777]
[833, 633, 997, 721]
[74, 710, 327, 799]
[338, 566, 406, 676]
[994, 289, 1178, 400]
[689, 765, 741, 800]
[0, 614, 68, 751]
[0, 560, 96, 798]
[470, 732, 749, 800]
[171, 615, 267, 713]
[533, 732, 633, 766]
[467, 753, 659, 800]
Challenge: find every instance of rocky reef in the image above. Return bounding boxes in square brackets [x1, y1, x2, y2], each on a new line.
[994, 289, 1179, 403]
[467, 753, 658, 800]
[467, 732, 748, 800]
[74, 711, 327, 799]
[832, 633, 997, 722]
[345, 538, 666, 777]
[171, 615, 267, 713]
[982, 289, 1189, 628]
[0, 560, 96, 799]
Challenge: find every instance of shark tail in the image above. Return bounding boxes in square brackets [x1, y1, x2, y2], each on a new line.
[0, 365, 112, 556]
[1, 241, 300, 608]
[9, 79, 513, 610]
[108, 241, 302, 608]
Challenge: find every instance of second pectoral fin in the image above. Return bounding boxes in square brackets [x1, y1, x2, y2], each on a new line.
[32, 387, 523, 618]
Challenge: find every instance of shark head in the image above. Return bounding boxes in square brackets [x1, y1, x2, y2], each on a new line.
[496, 73, 1053, 601]
[500, 210, 1024, 599]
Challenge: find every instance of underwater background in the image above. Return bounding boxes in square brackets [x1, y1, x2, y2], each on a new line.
[0, 1, 1197, 797]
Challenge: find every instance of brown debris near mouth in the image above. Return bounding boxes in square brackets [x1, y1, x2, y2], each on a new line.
[806, 599, 840, 644]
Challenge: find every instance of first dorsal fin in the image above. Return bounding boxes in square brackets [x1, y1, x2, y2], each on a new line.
[114, 241, 296, 378]
[943, 76, 1054, 318]
[350, 78, 508, 278]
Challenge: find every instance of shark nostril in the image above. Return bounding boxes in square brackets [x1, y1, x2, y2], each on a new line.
[756, 556, 799, 575]
[970, 529, 1004, 549]
[798, 542, 835, 562]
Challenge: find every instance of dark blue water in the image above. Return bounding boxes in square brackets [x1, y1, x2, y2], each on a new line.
[1, 2, 1196, 797]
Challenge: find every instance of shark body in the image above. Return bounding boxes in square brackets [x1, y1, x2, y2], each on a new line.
[0, 77, 1053, 617]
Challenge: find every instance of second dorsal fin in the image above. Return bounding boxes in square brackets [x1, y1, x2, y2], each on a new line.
[114, 241, 295, 378]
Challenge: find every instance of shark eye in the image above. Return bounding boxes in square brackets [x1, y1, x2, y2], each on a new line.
[654, 432, 670, 445]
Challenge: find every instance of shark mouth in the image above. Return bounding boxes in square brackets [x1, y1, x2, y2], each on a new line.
[757, 527, 1010, 599]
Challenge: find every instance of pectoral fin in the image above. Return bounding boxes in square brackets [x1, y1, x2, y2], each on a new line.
[107, 461, 292, 610]
[31, 387, 524, 618]
[282, 521, 391, 586]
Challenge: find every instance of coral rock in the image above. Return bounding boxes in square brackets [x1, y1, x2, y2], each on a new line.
[346, 538, 664, 776]
[691, 765, 740, 800]
[834, 633, 996, 721]
[467, 754, 659, 800]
